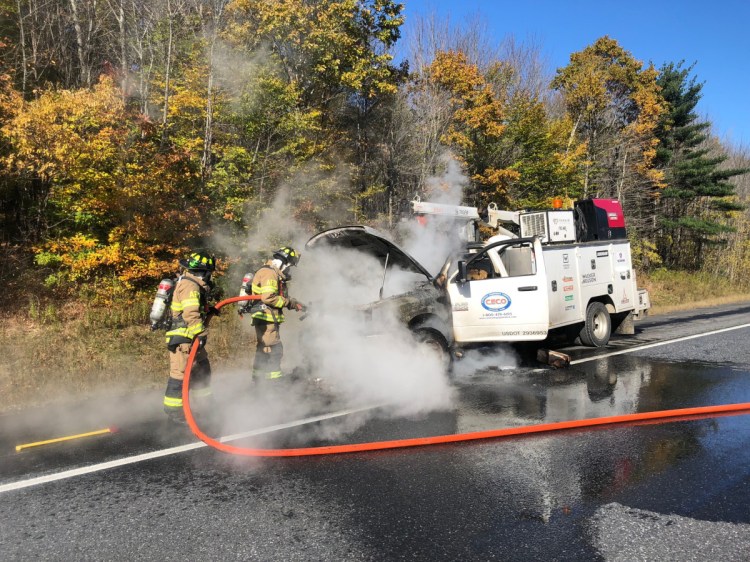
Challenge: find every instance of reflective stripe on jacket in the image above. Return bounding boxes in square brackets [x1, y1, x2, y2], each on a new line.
[251, 262, 289, 323]
[165, 273, 208, 342]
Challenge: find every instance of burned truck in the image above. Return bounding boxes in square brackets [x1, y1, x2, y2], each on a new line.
[304, 198, 650, 366]
[304, 225, 455, 369]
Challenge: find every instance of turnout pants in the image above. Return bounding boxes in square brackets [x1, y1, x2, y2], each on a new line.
[163, 342, 212, 413]
[253, 320, 283, 380]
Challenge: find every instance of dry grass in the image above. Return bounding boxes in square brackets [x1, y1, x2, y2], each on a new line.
[2, 270, 749, 413]
[648, 294, 750, 315]
[638, 270, 750, 315]
[0, 303, 255, 414]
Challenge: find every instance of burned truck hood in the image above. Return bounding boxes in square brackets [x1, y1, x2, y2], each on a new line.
[305, 225, 433, 281]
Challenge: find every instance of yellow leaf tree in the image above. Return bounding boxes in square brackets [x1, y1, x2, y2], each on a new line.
[2, 75, 204, 296]
[223, 0, 405, 226]
[424, 50, 512, 205]
[551, 36, 666, 238]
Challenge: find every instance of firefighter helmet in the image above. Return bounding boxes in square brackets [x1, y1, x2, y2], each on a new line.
[273, 246, 300, 267]
[179, 251, 216, 272]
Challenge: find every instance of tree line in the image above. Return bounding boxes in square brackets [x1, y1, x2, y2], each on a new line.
[0, 0, 748, 306]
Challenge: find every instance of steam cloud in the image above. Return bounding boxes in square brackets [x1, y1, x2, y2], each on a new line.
[207, 153, 519, 445]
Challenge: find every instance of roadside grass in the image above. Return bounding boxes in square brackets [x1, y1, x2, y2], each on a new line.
[638, 270, 750, 315]
[0, 299, 255, 414]
[2, 270, 750, 414]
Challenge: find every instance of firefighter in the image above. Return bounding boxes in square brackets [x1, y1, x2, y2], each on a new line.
[163, 251, 217, 423]
[250, 246, 305, 382]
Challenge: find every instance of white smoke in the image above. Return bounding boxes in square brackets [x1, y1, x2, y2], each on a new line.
[452, 347, 519, 377]
[288, 246, 454, 418]
[207, 153, 522, 442]
[274, 156, 472, 420]
[396, 155, 475, 273]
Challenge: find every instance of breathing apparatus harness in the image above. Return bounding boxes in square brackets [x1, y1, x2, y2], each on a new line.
[238, 262, 290, 319]
[150, 271, 214, 332]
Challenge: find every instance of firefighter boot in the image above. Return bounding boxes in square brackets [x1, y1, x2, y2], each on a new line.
[163, 377, 186, 424]
[191, 357, 214, 407]
[265, 343, 284, 381]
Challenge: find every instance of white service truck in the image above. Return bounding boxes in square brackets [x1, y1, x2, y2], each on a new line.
[419, 197, 651, 347]
[306, 197, 651, 358]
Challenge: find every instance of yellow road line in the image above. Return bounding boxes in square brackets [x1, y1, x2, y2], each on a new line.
[15, 428, 113, 452]
[1, 405, 380, 494]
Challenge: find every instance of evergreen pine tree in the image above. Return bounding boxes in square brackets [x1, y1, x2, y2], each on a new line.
[655, 61, 748, 269]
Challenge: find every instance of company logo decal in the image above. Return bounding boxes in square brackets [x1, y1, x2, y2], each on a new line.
[481, 292, 511, 312]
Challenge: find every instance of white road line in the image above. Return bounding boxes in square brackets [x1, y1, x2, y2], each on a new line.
[6, 323, 749, 494]
[0, 405, 381, 495]
[570, 322, 750, 365]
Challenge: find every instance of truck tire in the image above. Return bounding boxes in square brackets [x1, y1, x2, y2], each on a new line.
[579, 301, 611, 347]
[412, 328, 452, 375]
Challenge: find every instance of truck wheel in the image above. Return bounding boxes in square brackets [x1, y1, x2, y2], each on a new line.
[413, 328, 452, 375]
[579, 301, 611, 347]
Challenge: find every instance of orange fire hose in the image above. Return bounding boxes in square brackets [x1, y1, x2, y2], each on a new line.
[183, 296, 750, 457]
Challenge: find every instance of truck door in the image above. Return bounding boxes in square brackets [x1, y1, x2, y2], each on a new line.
[447, 238, 549, 343]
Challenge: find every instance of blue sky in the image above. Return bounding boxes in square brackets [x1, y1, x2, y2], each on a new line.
[399, 0, 749, 147]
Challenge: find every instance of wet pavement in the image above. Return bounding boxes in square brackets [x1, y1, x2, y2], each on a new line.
[1, 303, 750, 560]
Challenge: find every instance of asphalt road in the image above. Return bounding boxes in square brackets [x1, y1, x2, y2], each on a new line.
[2, 303, 750, 561]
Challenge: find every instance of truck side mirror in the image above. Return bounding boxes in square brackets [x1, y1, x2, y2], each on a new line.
[457, 260, 468, 283]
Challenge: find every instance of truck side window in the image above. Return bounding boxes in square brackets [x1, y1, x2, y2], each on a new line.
[466, 255, 494, 280]
[460, 241, 537, 282]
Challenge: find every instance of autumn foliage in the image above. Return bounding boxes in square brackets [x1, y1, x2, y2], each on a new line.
[551, 37, 667, 209]
[0, 3, 747, 309]
[2, 76, 202, 295]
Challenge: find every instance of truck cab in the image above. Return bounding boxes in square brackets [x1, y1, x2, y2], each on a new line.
[444, 237, 550, 343]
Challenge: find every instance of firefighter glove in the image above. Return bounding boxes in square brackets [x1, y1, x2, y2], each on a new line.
[208, 306, 220, 317]
[198, 335, 208, 348]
